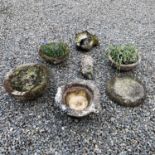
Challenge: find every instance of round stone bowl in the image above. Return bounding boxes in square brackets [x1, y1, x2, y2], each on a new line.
[39, 42, 70, 64]
[55, 80, 101, 117]
[4, 63, 49, 101]
[39, 50, 69, 64]
[75, 31, 99, 51]
[108, 54, 141, 71]
[106, 76, 146, 107]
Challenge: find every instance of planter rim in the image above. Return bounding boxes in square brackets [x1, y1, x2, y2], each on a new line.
[39, 49, 69, 64]
[108, 53, 141, 70]
[55, 79, 101, 117]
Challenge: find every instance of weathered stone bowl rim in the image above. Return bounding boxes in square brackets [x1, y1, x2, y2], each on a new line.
[55, 79, 101, 117]
[106, 76, 146, 107]
[3, 63, 49, 100]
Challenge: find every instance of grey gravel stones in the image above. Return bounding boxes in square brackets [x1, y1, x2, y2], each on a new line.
[106, 76, 146, 107]
[75, 31, 99, 51]
[3, 63, 49, 100]
[81, 55, 94, 80]
[55, 79, 101, 117]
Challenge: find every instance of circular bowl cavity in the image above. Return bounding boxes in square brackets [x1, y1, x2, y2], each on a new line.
[55, 80, 101, 117]
[4, 63, 49, 100]
[106, 76, 146, 107]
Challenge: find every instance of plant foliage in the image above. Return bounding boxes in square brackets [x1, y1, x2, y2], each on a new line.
[40, 42, 69, 58]
[107, 44, 139, 65]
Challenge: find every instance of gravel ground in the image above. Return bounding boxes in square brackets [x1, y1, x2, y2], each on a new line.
[0, 0, 155, 154]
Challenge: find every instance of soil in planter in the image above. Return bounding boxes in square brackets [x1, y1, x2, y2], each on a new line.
[11, 66, 44, 92]
[65, 87, 91, 111]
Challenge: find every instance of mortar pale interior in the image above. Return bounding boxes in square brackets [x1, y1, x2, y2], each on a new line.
[63, 85, 93, 111]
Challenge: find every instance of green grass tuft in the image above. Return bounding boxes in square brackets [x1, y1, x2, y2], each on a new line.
[107, 44, 139, 66]
[40, 42, 69, 58]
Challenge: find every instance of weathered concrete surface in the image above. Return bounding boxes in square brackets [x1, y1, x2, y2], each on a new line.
[0, 0, 155, 154]
[81, 55, 94, 80]
[106, 76, 146, 107]
[55, 79, 101, 117]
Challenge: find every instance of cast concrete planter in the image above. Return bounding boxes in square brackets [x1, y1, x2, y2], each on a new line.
[55, 79, 101, 117]
[39, 42, 70, 64]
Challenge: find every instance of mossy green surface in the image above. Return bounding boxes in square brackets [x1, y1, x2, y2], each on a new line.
[11, 66, 45, 92]
[40, 42, 69, 58]
[107, 44, 139, 66]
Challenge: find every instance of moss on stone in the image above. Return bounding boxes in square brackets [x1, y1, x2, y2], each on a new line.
[40, 42, 69, 58]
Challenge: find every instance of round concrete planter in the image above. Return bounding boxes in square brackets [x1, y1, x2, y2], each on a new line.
[4, 63, 49, 101]
[55, 79, 101, 117]
[39, 42, 70, 64]
[108, 54, 141, 71]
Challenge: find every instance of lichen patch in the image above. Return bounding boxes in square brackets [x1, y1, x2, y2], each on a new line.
[11, 66, 44, 92]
